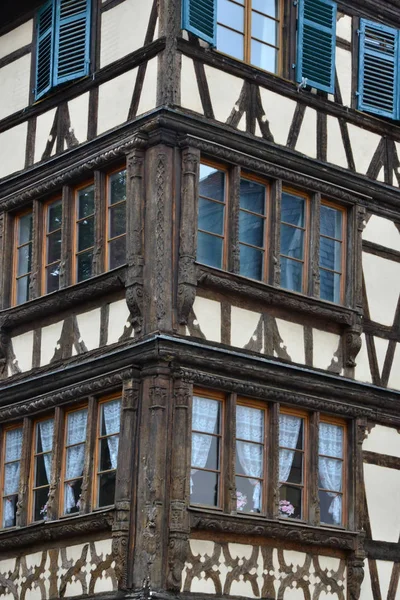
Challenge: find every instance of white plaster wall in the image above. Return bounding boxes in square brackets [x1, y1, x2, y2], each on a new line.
[295, 107, 317, 158]
[354, 334, 372, 384]
[76, 308, 101, 351]
[359, 560, 374, 600]
[231, 307, 262, 349]
[100, 0, 156, 68]
[258, 88, 296, 146]
[11, 330, 33, 373]
[108, 299, 131, 345]
[376, 561, 394, 600]
[363, 253, 400, 326]
[327, 116, 347, 168]
[0, 55, 31, 120]
[388, 343, 400, 391]
[40, 321, 64, 366]
[0, 20, 33, 59]
[336, 14, 352, 43]
[335, 47, 352, 107]
[363, 425, 400, 457]
[363, 215, 400, 252]
[275, 319, 305, 364]
[68, 92, 90, 145]
[313, 329, 340, 371]
[181, 56, 203, 115]
[374, 336, 389, 382]
[192, 297, 221, 342]
[34, 108, 57, 164]
[136, 57, 157, 116]
[0, 122, 27, 179]
[347, 125, 380, 175]
[204, 65, 244, 123]
[364, 463, 400, 542]
[97, 69, 137, 134]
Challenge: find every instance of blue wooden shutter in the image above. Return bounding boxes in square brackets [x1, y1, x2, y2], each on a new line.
[182, 0, 217, 46]
[35, 0, 55, 100]
[358, 20, 399, 119]
[54, 0, 91, 85]
[297, 0, 337, 93]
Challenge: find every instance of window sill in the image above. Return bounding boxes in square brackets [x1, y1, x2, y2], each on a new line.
[189, 507, 359, 552]
[197, 264, 360, 329]
[1, 266, 127, 331]
[0, 509, 114, 552]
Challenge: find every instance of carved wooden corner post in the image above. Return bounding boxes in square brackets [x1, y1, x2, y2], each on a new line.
[143, 145, 175, 333]
[112, 379, 139, 590]
[177, 147, 200, 328]
[126, 147, 145, 335]
[347, 418, 368, 600]
[131, 367, 171, 591]
[157, 0, 181, 106]
[166, 378, 192, 591]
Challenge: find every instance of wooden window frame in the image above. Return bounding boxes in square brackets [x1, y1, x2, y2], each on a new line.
[12, 209, 34, 306]
[42, 197, 63, 295]
[318, 415, 347, 528]
[319, 200, 347, 305]
[28, 415, 55, 523]
[0, 424, 23, 529]
[73, 180, 96, 285]
[105, 166, 127, 272]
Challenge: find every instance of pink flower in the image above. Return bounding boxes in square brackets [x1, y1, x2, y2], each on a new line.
[279, 499, 295, 516]
[236, 491, 248, 511]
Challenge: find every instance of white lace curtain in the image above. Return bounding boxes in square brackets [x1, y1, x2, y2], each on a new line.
[319, 422, 343, 525]
[279, 414, 302, 484]
[191, 397, 219, 493]
[65, 410, 88, 513]
[3, 428, 23, 527]
[236, 406, 264, 510]
[103, 400, 121, 470]
[39, 419, 54, 486]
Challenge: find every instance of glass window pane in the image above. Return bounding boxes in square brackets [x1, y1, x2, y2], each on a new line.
[192, 397, 221, 434]
[320, 269, 341, 303]
[35, 453, 51, 487]
[17, 276, 31, 304]
[100, 400, 121, 436]
[319, 490, 342, 525]
[320, 205, 343, 239]
[239, 244, 263, 280]
[318, 457, 342, 491]
[199, 165, 225, 202]
[77, 251, 93, 282]
[46, 264, 60, 293]
[199, 198, 225, 235]
[319, 237, 342, 271]
[279, 414, 303, 449]
[281, 193, 305, 227]
[280, 224, 304, 259]
[48, 201, 62, 233]
[236, 405, 264, 442]
[33, 486, 50, 521]
[251, 40, 277, 72]
[3, 497, 17, 528]
[319, 422, 343, 458]
[236, 441, 263, 477]
[78, 216, 94, 252]
[190, 470, 219, 506]
[109, 236, 126, 270]
[109, 170, 126, 205]
[252, 13, 277, 45]
[99, 437, 119, 472]
[239, 211, 264, 247]
[98, 471, 116, 507]
[109, 203, 126, 239]
[197, 231, 223, 268]
[217, 25, 245, 60]
[67, 409, 88, 445]
[280, 450, 303, 484]
[191, 434, 220, 470]
[78, 186, 94, 218]
[218, 0, 244, 31]
[47, 231, 62, 264]
[279, 485, 302, 519]
[18, 213, 33, 245]
[253, 0, 278, 17]
[280, 257, 303, 292]
[17, 244, 32, 276]
[240, 179, 266, 214]
[4, 463, 20, 495]
[5, 429, 23, 462]
[64, 479, 82, 514]
[236, 476, 262, 513]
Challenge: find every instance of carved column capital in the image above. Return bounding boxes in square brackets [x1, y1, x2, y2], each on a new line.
[344, 326, 362, 369]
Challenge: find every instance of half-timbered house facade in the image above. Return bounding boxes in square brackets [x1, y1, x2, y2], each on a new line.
[0, 0, 399, 599]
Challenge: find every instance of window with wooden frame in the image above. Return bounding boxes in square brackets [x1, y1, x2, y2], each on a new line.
[190, 390, 348, 528]
[13, 211, 33, 306]
[107, 168, 127, 271]
[196, 161, 348, 305]
[94, 396, 121, 508]
[30, 417, 55, 522]
[0, 426, 23, 528]
[43, 198, 63, 294]
[74, 182, 95, 284]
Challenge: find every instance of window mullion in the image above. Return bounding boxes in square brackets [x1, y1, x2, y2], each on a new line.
[309, 412, 320, 526]
[228, 166, 241, 274]
[16, 417, 33, 527]
[60, 185, 72, 288]
[309, 191, 321, 298]
[245, 0, 252, 64]
[93, 170, 106, 276]
[268, 402, 279, 519]
[224, 392, 237, 513]
[30, 200, 42, 300]
[269, 179, 282, 286]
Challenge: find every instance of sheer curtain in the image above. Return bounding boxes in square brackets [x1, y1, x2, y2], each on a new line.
[278, 414, 302, 484]
[39, 419, 54, 485]
[4, 428, 23, 527]
[236, 406, 264, 510]
[103, 401, 121, 470]
[191, 397, 219, 492]
[319, 423, 343, 524]
[65, 410, 87, 513]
